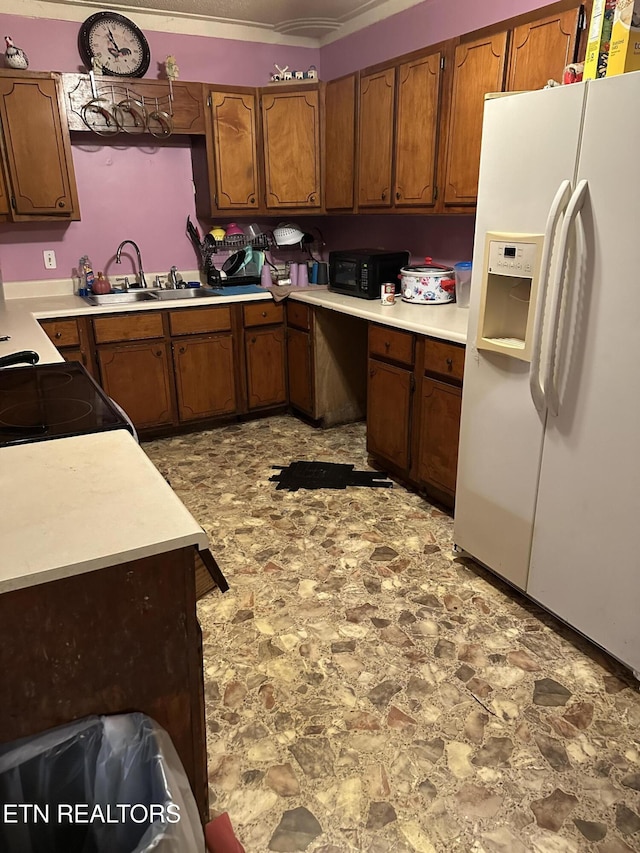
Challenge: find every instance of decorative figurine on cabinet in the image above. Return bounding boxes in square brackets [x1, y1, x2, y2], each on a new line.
[271, 63, 288, 82]
[165, 55, 179, 81]
[3, 36, 29, 70]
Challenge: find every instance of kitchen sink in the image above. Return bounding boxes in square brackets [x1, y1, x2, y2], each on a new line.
[82, 290, 159, 306]
[150, 288, 219, 300]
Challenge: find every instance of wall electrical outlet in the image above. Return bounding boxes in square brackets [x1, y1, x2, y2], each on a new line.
[43, 250, 57, 270]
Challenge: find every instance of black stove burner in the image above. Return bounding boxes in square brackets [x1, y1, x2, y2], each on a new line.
[0, 369, 74, 394]
[0, 398, 93, 429]
[0, 362, 134, 447]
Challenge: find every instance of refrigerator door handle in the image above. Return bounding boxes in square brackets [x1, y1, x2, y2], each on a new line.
[529, 179, 573, 413]
[543, 179, 589, 417]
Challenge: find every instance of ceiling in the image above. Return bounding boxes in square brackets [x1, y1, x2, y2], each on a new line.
[11, 0, 426, 45]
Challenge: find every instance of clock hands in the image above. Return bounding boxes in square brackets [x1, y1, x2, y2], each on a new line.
[106, 26, 132, 59]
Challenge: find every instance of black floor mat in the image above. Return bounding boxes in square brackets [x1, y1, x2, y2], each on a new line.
[270, 461, 393, 491]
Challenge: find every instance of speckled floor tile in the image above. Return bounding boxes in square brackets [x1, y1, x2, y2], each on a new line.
[144, 416, 640, 853]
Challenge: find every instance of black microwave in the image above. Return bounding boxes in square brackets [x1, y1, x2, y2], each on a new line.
[328, 249, 410, 300]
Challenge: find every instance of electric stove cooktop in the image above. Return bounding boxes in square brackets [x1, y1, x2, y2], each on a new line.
[0, 362, 135, 448]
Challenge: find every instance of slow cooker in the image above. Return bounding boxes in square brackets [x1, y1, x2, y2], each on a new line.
[400, 257, 456, 304]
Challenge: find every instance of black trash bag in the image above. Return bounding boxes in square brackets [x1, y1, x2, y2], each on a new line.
[0, 713, 204, 853]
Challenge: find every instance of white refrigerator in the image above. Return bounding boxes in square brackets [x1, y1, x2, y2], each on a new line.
[454, 70, 640, 675]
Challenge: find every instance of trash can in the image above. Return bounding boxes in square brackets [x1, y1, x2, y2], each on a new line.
[0, 713, 205, 853]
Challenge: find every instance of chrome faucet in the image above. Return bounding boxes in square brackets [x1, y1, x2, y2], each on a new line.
[115, 240, 147, 289]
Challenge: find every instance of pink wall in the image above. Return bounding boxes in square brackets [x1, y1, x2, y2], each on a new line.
[0, 13, 318, 284]
[308, 215, 475, 267]
[321, 0, 555, 79]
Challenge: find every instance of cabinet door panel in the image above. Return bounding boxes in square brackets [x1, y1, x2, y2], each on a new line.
[358, 69, 395, 207]
[246, 328, 286, 409]
[444, 32, 508, 205]
[367, 358, 411, 470]
[98, 342, 173, 428]
[173, 335, 236, 421]
[325, 74, 357, 210]
[287, 327, 313, 415]
[262, 89, 321, 208]
[395, 52, 442, 207]
[0, 168, 8, 217]
[0, 76, 77, 217]
[211, 90, 259, 209]
[417, 377, 462, 495]
[507, 8, 581, 92]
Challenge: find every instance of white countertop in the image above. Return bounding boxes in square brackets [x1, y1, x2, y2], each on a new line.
[0, 430, 208, 594]
[290, 290, 469, 344]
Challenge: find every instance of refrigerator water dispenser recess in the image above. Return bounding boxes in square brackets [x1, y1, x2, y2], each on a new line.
[476, 232, 543, 362]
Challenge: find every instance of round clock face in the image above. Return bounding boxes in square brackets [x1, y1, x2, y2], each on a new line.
[79, 12, 150, 78]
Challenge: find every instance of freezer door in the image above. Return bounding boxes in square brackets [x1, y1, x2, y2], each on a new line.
[527, 71, 640, 673]
[454, 83, 586, 590]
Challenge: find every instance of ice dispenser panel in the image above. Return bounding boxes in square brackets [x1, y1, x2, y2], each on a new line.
[476, 232, 543, 362]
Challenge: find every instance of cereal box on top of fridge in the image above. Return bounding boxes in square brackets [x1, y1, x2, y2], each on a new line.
[606, 0, 640, 75]
[584, 0, 619, 78]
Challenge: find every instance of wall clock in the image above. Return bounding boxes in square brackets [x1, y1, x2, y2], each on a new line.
[78, 11, 150, 78]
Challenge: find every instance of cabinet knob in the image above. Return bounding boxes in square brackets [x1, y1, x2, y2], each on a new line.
[446, 358, 453, 369]
[369, 367, 375, 378]
[310, 195, 316, 203]
[179, 345, 186, 354]
[58, 201, 66, 208]
[396, 192, 401, 200]
[250, 197, 256, 204]
[384, 341, 390, 350]
[55, 331, 62, 339]
[261, 311, 267, 317]
[381, 191, 386, 200]
[251, 337, 256, 344]
[155, 349, 163, 358]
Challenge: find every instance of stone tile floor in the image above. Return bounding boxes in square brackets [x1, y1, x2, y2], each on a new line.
[144, 416, 640, 853]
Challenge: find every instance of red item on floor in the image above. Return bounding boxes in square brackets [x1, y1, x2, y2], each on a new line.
[205, 812, 246, 853]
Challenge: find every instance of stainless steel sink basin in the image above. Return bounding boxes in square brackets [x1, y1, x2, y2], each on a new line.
[83, 290, 159, 306]
[151, 288, 219, 300]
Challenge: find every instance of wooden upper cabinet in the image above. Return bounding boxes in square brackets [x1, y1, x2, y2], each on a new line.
[0, 167, 8, 217]
[262, 87, 321, 208]
[0, 73, 79, 219]
[506, 7, 582, 92]
[394, 51, 442, 207]
[443, 32, 509, 206]
[325, 73, 357, 211]
[209, 89, 259, 209]
[358, 68, 395, 207]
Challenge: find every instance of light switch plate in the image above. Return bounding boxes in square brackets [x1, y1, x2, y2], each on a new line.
[43, 250, 57, 270]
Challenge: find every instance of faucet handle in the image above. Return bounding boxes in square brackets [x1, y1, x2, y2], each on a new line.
[114, 276, 130, 291]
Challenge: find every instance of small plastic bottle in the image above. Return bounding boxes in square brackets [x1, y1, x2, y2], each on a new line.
[77, 257, 88, 297]
[83, 256, 95, 293]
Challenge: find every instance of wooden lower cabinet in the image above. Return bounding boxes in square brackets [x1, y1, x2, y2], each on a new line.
[367, 358, 413, 470]
[287, 326, 314, 415]
[366, 323, 465, 506]
[416, 377, 462, 497]
[173, 334, 236, 421]
[39, 317, 96, 378]
[245, 327, 286, 409]
[97, 341, 174, 429]
[0, 548, 208, 821]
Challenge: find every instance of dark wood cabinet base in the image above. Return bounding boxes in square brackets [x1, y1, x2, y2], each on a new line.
[0, 548, 209, 822]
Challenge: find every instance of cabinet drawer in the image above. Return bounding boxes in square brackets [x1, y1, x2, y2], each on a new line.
[40, 319, 80, 347]
[368, 324, 414, 366]
[286, 301, 311, 331]
[93, 312, 164, 344]
[424, 338, 465, 383]
[169, 306, 232, 336]
[243, 302, 283, 327]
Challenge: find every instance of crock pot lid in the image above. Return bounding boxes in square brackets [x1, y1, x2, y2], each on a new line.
[402, 264, 454, 275]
